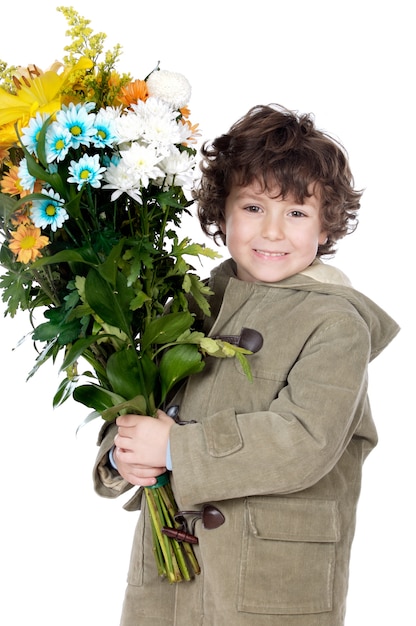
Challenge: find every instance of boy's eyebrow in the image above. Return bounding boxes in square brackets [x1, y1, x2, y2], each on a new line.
[231, 188, 267, 201]
[232, 189, 320, 209]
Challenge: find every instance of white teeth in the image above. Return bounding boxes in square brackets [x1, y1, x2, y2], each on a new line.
[256, 250, 286, 257]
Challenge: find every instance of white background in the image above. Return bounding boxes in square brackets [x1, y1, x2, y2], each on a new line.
[0, 1, 414, 624]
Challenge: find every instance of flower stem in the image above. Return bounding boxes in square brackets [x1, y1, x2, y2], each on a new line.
[144, 487, 179, 582]
[144, 476, 200, 582]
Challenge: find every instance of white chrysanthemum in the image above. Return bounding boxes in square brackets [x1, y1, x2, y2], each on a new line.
[114, 109, 146, 144]
[102, 159, 143, 202]
[157, 148, 196, 189]
[119, 142, 164, 188]
[146, 70, 191, 108]
[99, 105, 123, 121]
[129, 97, 182, 148]
[138, 96, 177, 120]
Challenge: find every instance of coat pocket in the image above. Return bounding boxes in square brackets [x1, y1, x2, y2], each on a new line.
[238, 496, 340, 615]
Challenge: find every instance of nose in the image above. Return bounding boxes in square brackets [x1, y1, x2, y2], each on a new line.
[261, 213, 284, 240]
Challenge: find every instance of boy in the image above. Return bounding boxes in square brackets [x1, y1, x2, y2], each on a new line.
[94, 104, 399, 625]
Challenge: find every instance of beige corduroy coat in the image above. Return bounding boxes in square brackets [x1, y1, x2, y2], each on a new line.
[94, 258, 399, 626]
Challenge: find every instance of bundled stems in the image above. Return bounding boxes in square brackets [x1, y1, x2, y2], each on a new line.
[144, 474, 200, 582]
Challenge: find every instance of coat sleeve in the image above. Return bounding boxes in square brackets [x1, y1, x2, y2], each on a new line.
[93, 420, 134, 499]
[170, 313, 374, 507]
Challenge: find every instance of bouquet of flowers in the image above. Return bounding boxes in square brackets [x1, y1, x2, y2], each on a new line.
[0, 7, 251, 583]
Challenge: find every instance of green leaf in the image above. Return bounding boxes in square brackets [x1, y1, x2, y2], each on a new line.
[26, 338, 60, 380]
[129, 290, 151, 311]
[32, 313, 81, 345]
[106, 348, 146, 399]
[75, 410, 102, 434]
[235, 351, 253, 382]
[97, 238, 126, 288]
[60, 334, 113, 371]
[35, 116, 52, 168]
[101, 395, 148, 421]
[183, 273, 212, 316]
[31, 249, 92, 269]
[0, 189, 18, 218]
[73, 383, 125, 412]
[85, 267, 134, 337]
[140, 311, 194, 352]
[0, 269, 32, 316]
[180, 241, 222, 261]
[53, 375, 81, 407]
[159, 343, 205, 402]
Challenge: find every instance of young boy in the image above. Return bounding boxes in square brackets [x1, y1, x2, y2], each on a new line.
[94, 104, 399, 625]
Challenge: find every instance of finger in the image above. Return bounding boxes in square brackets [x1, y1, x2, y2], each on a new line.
[116, 413, 143, 426]
[114, 432, 133, 449]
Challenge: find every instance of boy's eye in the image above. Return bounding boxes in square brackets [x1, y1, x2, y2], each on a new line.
[289, 210, 306, 217]
[244, 205, 261, 213]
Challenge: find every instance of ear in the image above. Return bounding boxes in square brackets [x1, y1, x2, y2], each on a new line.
[219, 219, 226, 235]
[319, 231, 328, 245]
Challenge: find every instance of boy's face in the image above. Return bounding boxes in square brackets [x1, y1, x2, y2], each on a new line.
[221, 181, 328, 283]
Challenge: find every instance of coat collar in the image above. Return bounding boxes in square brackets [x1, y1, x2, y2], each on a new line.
[208, 258, 400, 362]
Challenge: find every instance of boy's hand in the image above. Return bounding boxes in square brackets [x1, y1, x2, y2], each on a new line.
[113, 410, 173, 487]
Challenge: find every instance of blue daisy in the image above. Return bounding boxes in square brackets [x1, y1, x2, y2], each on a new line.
[20, 112, 49, 157]
[45, 122, 72, 163]
[30, 189, 69, 232]
[67, 154, 107, 190]
[55, 102, 97, 149]
[17, 158, 37, 192]
[91, 110, 118, 149]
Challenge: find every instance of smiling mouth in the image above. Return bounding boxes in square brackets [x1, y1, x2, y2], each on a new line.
[255, 250, 287, 257]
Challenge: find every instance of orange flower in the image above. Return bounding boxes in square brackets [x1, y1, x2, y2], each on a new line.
[119, 79, 149, 107]
[10, 208, 32, 226]
[1, 165, 24, 196]
[0, 165, 42, 199]
[8, 223, 49, 263]
[179, 106, 191, 119]
[181, 118, 201, 145]
[0, 146, 9, 165]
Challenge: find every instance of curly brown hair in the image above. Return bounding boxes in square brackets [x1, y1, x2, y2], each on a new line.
[193, 104, 362, 257]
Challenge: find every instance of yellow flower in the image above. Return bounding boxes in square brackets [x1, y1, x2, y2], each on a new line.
[8, 223, 49, 263]
[0, 57, 93, 148]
